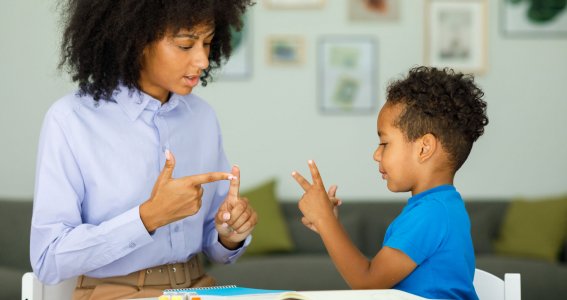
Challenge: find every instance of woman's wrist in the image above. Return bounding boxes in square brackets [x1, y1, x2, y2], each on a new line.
[139, 200, 161, 233]
[218, 235, 244, 250]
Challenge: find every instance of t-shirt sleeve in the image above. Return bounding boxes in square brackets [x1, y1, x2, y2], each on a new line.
[384, 200, 449, 265]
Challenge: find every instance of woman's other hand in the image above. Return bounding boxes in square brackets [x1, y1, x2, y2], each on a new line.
[215, 165, 258, 249]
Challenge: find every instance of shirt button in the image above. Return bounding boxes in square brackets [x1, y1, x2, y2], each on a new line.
[129, 242, 136, 248]
[174, 226, 179, 232]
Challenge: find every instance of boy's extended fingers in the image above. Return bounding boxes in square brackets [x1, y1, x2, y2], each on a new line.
[182, 172, 234, 186]
[308, 160, 324, 186]
[291, 171, 311, 191]
[327, 184, 338, 198]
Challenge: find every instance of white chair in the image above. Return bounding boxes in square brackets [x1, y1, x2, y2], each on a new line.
[473, 268, 521, 300]
[21, 272, 77, 300]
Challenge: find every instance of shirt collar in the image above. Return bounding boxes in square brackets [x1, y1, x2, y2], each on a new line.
[408, 184, 456, 205]
[113, 85, 185, 121]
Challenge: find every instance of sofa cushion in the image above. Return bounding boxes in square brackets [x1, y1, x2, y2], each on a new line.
[207, 254, 349, 290]
[287, 213, 362, 254]
[359, 202, 405, 257]
[241, 179, 294, 255]
[0, 266, 27, 300]
[468, 204, 505, 254]
[476, 254, 567, 300]
[0, 200, 33, 270]
[493, 196, 567, 262]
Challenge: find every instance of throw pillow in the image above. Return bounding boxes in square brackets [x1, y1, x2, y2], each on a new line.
[493, 195, 567, 262]
[241, 179, 294, 255]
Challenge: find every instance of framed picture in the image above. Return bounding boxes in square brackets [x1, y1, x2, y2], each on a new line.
[349, 0, 400, 21]
[267, 36, 305, 66]
[220, 13, 252, 79]
[265, 0, 325, 9]
[425, 0, 488, 74]
[318, 37, 377, 114]
[501, 0, 567, 37]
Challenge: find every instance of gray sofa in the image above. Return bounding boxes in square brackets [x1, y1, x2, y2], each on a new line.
[0, 199, 34, 300]
[2, 199, 565, 300]
[207, 201, 567, 300]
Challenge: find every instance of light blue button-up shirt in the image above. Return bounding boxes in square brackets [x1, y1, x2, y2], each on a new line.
[31, 86, 249, 284]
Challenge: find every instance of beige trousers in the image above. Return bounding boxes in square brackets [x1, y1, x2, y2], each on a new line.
[73, 257, 215, 300]
[73, 275, 215, 300]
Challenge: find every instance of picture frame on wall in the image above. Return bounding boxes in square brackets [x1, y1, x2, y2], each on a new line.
[501, 0, 567, 37]
[220, 13, 252, 79]
[318, 37, 377, 114]
[267, 36, 305, 66]
[349, 0, 400, 21]
[424, 0, 488, 74]
[265, 0, 325, 9]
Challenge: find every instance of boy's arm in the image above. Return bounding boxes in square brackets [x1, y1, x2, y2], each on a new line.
[318, 217, 416, 289]
[293, 160, 417, 289]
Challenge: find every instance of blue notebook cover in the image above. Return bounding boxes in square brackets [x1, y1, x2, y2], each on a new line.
[163, 285, 290, 296]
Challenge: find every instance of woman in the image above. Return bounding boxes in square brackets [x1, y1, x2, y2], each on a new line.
[30, 1, 257, 299]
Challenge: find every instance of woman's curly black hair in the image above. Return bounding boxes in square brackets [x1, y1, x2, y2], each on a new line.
[386, 66, 488, 171]
[58, 0, 254, 101]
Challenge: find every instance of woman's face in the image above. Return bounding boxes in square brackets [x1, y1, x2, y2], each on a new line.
[139, 24, 215, 102]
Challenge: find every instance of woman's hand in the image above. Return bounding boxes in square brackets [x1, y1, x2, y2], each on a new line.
[215, 165, 258, 249]
[292, 160, 341, 234]
[140, 150, 234, 233]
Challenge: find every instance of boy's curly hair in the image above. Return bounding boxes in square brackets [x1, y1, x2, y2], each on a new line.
[58, 0, 254, 101]
[386, 66, 488, 171]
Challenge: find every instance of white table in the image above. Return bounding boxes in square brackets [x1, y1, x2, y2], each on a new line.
[132, 289, 428, 300]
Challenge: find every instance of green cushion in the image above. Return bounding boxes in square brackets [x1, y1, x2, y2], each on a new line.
[493, 195, 567, 262]
[241, 179, 294, 255]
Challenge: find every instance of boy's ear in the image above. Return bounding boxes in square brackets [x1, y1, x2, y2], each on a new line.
[417, 133, 437, 163]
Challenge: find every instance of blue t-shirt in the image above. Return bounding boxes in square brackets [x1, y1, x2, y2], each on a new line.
[383, 185, 478, 300]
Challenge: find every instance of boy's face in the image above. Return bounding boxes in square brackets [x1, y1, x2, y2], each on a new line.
[373, 103, 420, 193]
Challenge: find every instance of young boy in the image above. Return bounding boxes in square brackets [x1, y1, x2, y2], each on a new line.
[292, 66, 488, 299]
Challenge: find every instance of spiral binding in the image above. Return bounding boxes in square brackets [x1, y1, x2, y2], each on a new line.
[163, 285, 238, 294]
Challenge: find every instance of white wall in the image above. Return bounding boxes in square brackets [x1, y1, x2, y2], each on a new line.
[1, 1, 566, 201]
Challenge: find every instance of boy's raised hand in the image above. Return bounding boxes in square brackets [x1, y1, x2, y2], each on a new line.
[300, 184, 342, 233]
[215, 165, 258, 249]
[140, 150, 235, 232]
[292, 160, 342, 233]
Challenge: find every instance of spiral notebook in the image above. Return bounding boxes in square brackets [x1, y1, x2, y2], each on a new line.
[162, 285, 290, 297]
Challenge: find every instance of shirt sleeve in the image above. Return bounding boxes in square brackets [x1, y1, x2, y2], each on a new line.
[201, 121, 251, 263]
[30, 109, 154, 284]
[384, 200, 449, 265]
